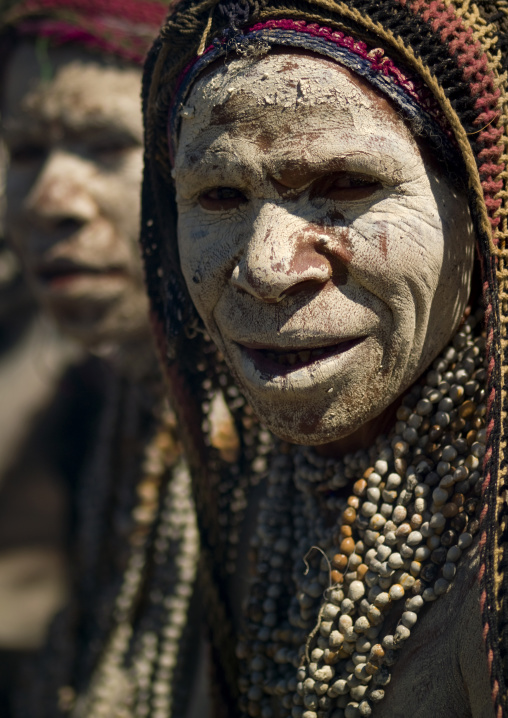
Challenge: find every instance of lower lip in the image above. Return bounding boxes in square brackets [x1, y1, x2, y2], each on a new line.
[238, 337, 365, 380]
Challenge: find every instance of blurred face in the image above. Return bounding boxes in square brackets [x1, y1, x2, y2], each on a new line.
[174, 53, 475, 447]
[1, 41, 149, 348]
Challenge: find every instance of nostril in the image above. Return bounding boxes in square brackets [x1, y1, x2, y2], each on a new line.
[54, 218, 83, 234]
[281, 278, 328, 299]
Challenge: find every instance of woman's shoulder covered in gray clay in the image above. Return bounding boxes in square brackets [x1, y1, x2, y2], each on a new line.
[375, 537, 493, 718]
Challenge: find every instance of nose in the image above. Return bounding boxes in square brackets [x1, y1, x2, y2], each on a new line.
[231, 202, 336, 303]
[24, 150, 98, 235]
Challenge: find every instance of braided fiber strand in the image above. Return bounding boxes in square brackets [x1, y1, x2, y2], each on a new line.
[462, 4, 508, 713]
[468, 5, 508, 715]
[140, 0, 508, 714]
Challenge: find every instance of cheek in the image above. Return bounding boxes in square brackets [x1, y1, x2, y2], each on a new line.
[177, 211, 243, 314]
[347, 204, 445, 307]
[95, 153, 142, 221]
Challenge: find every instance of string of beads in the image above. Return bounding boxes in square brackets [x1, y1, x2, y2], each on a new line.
[236, 309, 485, 718]
[70, 407, 199, 718]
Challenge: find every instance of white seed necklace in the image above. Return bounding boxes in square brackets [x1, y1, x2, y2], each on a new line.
[236, 309, 485, 718]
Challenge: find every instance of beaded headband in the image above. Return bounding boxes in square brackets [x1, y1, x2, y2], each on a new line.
[168, 19, 460, 169]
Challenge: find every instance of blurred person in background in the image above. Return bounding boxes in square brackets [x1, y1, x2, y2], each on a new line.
[0, 3, 202, 717]
[0, 131, 78, 716]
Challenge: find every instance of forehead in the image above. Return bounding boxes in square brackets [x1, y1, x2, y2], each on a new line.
[2, 41, 142, 133]
[175, 52, 417, 172]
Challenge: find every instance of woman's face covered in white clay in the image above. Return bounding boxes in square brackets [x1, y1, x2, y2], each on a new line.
[174, 53, 475, 446]
[2, 42, 148, 349]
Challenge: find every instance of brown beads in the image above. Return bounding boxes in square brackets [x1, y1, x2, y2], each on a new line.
[452, 493, 465, 507]
[331, 570, 344, 584]
[332, 554, 348, 571]
[342, 507, 357, 524]
[450, 417, 466, 432]
[341, 537, 356, 556]
[429, 425, 444, 441]
[442, 503, 459, 518]
[466, 429, 477, 445]
[353, 479, 367, 497]
[458, 400, 476, 419]
[357, 564, 369, 581]
[465, 498, 479, 515]
[370, 644, 385, 660]
[451, 512, 467, 532]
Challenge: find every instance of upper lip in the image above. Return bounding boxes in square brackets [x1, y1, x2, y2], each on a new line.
[235, 338, 358, 352]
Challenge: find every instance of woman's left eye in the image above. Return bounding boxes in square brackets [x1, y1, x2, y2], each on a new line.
[198, 187, 247, 210]
[313, 173, 382, 201]
[90, 138, 140, 163]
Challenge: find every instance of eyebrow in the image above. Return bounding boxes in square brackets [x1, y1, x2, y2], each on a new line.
[176, 147, 406, 188]
[175, 148, 247, 176]
[2, 116, 143, 144]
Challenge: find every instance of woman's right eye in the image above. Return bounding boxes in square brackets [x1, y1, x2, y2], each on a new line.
[198, 187, 247, 211]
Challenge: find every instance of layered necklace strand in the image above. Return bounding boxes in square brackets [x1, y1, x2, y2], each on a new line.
[70, 405, 198, 718]
[237, 309, 486, 718]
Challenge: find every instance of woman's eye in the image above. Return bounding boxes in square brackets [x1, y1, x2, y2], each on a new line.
[90, 139, 140, 164]
[198, 187, 247, 211]
[314, 173, 382, 201]
[9, 144, 46, 165]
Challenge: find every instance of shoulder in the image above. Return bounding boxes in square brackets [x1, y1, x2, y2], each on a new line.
[375, 536, 494, 718]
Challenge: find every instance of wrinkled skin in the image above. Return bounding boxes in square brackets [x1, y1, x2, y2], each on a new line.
[174, 53, 475, 453]
[1, 41, 149, 352]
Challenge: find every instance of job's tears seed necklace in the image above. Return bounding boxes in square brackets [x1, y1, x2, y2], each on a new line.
[237, 309, 485, 718]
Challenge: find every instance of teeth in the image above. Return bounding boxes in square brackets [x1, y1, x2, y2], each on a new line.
[259, 344, 340, 366]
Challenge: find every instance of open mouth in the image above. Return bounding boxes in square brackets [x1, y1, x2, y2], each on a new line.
[240, 337, 364, 374]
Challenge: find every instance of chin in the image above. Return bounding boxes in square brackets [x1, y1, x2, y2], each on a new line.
[54, 318, 108, 349]
[46, 289, 149, 347]
[47, 303, 110, 340]
[216, 331, 407, 446]
[244, 389, 372, 446]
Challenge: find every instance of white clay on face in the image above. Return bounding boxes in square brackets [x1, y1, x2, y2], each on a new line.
[2, 42, 149, 349]
[174, 53, 475, 446]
